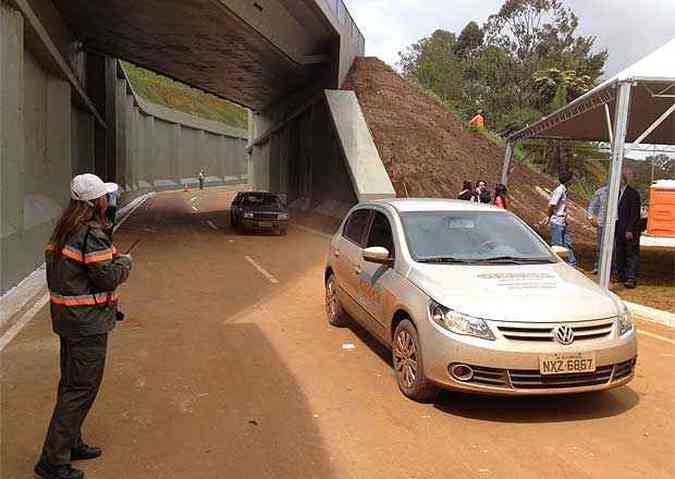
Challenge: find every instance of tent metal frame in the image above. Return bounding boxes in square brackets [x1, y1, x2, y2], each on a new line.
[502, 79, 675, 289]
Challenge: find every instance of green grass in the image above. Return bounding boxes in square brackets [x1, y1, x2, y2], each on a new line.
[121, 61, 248, 129]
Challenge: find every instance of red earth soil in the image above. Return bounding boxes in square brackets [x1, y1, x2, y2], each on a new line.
[342, 57, 595, 244]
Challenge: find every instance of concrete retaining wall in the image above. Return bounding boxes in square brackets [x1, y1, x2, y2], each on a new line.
[0, 1, 249, 293]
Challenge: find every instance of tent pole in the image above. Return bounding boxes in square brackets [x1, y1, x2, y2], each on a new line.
[599, 82, 632, 289]
[501, 141, 513, 186]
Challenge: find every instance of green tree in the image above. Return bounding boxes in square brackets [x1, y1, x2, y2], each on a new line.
[398, 30, 465, 104]
[454, 21, 484, 60]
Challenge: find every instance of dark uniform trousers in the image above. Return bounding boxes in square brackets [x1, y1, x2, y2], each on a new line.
[42, 334, 108, 465]
[614, 231, 640, 282]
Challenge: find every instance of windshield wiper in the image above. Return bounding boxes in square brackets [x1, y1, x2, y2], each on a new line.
[416, 256, 475, 264]
[475, 256, 557, 264]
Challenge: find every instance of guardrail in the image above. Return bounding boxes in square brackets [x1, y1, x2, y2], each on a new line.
[320, 0, 365, 54]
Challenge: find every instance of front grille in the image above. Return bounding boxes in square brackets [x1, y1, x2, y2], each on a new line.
[612, 357, 636, 381]
[252, 212, 278, 220]
[509, 365, 613, 389]
[458, 358, 636, 390]
[497, 319, 615, 342]
[468, 366, 510, 387]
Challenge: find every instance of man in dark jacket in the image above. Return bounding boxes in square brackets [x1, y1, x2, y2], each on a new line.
[614, 167, 641, 289]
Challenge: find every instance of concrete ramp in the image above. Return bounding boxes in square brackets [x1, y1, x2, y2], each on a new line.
[325, 90, 395, 201]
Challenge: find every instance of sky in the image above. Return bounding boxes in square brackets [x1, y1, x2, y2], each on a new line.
[346, 0, 675, 78]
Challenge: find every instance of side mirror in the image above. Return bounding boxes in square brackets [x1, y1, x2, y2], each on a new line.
[363, 246, 392, 265]
[551, 245, 570, 260]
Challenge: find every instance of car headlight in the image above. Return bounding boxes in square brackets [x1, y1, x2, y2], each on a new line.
[277, 213, 289, 220]
[617, 306, 633, 335]
[243, 212, 254, 219]
[429, 301, 495, 340]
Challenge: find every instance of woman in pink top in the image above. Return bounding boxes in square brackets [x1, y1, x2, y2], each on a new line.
[493, 184, 508, 210]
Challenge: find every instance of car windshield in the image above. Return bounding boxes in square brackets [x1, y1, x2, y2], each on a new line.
[400, 211, 556, 264]
[242, 195, 280, 207]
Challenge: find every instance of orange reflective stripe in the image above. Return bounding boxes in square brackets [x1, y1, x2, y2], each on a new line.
[61, 245, 85, 262]
[50, 291, 119, 306]
[84, 249, 113, 263]
[45, 244, 113, 263]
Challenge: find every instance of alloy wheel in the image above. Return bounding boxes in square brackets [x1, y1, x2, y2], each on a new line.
[393, 329, 417, 388]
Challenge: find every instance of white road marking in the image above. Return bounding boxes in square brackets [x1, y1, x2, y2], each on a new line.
[0, 294, 49, 352]
[191, 205, 199, 212]
[206, 220, 218, 231]
[638, 330, 675, 345]
[244, 256, 279, 284]
[190, 196, 197, 203]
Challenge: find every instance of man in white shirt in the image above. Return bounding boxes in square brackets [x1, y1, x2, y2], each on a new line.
[545, 171, 577, 267]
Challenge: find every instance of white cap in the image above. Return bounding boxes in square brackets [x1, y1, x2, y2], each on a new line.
[71, 173, 118, 203]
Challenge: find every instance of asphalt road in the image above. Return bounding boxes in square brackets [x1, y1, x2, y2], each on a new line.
[1, 188, 674, 479]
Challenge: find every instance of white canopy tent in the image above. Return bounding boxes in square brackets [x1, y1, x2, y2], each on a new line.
[502, 38, 675, 289]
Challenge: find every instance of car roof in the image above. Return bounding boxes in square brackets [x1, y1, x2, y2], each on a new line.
[367, 198, 502, 213]
[240, 191, 278, 197]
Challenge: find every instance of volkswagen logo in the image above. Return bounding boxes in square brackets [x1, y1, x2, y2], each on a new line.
[554, 325, 575, 345]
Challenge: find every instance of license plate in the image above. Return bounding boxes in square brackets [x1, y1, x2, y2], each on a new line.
[539, 352, 596, 375]
[257, 221, 273, 228]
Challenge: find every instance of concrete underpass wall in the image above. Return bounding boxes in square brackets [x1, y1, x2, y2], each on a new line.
[248, 90, 395, 215]
[258, 99, 357, 208]
[1, 3, 82, 293]
[114, 66, 248, 198]
[0, 1, 249, 293]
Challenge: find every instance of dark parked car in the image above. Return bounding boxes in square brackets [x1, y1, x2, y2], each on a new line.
[230, 192, 289, 235]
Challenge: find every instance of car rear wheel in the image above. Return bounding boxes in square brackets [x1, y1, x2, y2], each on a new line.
[325, 274, 348, 327]
[393, 320, 438, 402]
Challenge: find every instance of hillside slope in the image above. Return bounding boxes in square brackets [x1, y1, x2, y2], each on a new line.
[343, 57, 594, 243]
[123, 62, 248, 129]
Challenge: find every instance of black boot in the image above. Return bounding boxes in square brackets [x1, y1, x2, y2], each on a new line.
[71, 442, 102, 461]
[34, 458, 84, 479]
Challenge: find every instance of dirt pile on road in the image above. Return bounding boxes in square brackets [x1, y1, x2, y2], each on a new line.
[342, 57, 594, 243]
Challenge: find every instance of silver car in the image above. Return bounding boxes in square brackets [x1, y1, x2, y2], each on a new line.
[324, 199, 637, 400]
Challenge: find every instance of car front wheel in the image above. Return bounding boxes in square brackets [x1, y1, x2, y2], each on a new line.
[393, 319, 438, 402]
[325, 274, 348, 327]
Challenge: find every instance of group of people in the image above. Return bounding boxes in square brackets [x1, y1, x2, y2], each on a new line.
[545, 167, 642, 289]
[457, 180, 509, 210]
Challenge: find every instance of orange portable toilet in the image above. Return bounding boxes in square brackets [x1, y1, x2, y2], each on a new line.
[646, 180, 675, 237]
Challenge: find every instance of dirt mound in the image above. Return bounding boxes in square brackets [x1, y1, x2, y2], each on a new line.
[342, 57, 594, 243]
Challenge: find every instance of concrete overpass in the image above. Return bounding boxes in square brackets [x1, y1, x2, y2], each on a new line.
[0, 0, 394, 293]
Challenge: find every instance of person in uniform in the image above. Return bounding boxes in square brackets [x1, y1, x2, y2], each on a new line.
[35, 174, 133, 479]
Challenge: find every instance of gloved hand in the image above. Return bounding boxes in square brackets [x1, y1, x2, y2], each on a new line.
[116, 253, 133, 271]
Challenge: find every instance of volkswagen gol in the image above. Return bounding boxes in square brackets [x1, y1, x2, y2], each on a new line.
[324, 199, 637, 400]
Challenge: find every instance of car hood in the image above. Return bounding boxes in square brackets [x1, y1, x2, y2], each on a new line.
[407, 262, 621, 323]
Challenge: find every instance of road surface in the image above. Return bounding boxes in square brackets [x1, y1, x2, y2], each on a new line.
[2, 188, 673, 478]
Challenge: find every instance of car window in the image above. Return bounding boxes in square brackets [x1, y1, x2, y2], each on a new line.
[242, 195, 280, 207]
[343, 209, 371, 246]
[400, 211, 555, 262]
[367, 212, 395, 258]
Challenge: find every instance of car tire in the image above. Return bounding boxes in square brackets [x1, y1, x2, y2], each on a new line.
[325, 273, 348, 327]
[393, 319, 438, 402]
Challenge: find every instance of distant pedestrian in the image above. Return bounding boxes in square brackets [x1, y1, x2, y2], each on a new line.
[615, 166, 642, 289]
[35, 174, 133, 479]
[545, 171, 577, 267]
[457, 181, 477, 201]
[475, 180, 491, 204]
[198, 169, 205, 190]
[493, 184, 508, 210]
[469, 110, 485, 129]
[587, 184, 609, 274]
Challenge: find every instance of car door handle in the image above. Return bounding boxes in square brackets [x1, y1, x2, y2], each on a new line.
[334, 250, 341, 257]
[354, 266, 361, 275]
